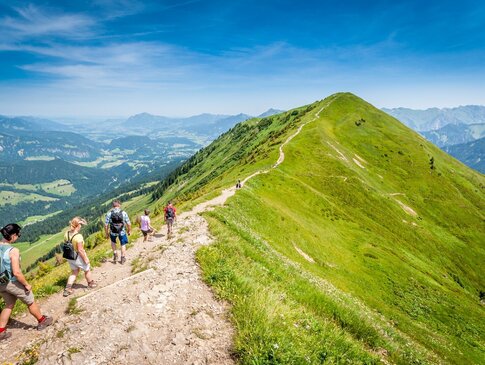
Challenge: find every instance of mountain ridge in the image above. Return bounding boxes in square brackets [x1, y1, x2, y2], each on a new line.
[151, 92, 484, 364]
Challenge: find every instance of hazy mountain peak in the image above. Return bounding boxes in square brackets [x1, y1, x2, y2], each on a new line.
[258, 108, 285, 118]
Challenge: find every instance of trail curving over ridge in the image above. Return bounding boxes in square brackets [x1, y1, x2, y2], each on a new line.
[2, 103, 328, 365]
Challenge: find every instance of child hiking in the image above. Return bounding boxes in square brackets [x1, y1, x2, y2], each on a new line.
[164, 201, 177, 236]
[105, 200, 131, 264]
[0, 224, 53, 341]
[63, 217, 97, 297]
[139, 209, 155, 242]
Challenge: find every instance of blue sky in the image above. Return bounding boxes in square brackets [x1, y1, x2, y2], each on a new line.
[0, 0, 484, 118]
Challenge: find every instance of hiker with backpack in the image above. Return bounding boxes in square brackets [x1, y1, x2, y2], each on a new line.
[0, 224, 53, 341]
[164, 201, 177, 236]
[139, 209, 155, 242]
[105, 200, 131, 264]
[62, 217, 97, 297]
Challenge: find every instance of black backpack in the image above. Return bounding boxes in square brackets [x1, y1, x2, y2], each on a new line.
[62, 232, 79, 260]
[110, 210, 125, 234]
[166, 206, 175, 219]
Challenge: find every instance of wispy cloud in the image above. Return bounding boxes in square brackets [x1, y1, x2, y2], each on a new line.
[0, 4, 95, 40]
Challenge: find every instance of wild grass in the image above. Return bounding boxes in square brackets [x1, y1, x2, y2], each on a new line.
[66, 297, 83, 315]
[170, 93, 484, 364]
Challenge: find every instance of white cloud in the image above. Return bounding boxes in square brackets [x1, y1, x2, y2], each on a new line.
[0, 4, 95, 40]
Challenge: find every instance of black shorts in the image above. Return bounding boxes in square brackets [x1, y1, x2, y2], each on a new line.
[141, 229, 153, 237]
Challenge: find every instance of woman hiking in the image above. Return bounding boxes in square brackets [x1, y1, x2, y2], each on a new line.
[63, 217, 97, 297]
[0, 223, 53, 341]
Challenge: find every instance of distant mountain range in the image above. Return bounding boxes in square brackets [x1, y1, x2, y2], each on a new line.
[0, 108, 285, 223]
[382, 105, 485, 131]
[123, 109, 283, 138]
[124, 112, 252, 138]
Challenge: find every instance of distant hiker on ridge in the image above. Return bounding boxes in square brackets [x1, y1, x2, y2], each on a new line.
[236, 179, 242, 189]
[63, 217, 97, 297]
[164, 201, 177, 236]
[139, 209, 155, 242]
[0, 224, 53, 341]
[105, 200, 131, 264]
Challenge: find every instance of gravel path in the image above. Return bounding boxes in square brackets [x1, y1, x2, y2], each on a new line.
[2, 209, 235, 365]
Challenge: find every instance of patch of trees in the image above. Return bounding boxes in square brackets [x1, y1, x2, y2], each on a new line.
[355, 118, 366, 126]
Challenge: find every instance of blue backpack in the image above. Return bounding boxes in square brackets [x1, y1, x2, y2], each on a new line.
[0, 245, 13, 284]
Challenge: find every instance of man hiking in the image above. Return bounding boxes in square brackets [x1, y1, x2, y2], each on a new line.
[105, 200, 131, 264]
[1, 224, 53, 341]
[164, 201, 177, 236]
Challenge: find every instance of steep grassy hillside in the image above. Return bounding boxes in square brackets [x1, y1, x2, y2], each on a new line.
[153, 93, 485, 364]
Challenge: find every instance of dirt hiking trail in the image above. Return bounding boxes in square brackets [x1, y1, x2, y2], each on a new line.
[1, 106, 325, 365]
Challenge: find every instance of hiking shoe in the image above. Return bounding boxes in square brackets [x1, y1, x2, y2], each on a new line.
[0, 331, 12, 341]
[113, 252, 118, 264]
[63, 288, 73, 297]
[88, 280, 97, 288]
[37, 316, 53, 330]
[120, 256, 126, 265]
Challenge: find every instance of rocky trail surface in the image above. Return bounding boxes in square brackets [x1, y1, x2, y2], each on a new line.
[2, 210, 235, 365]
[1, 105, 327, 365]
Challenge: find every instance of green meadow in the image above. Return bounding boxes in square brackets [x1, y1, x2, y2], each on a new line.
[16, 231, 66, 269]
[0, 179, 76, 203]
[20, 210, 62, 226]
[0, 190, 58, 206]
[39, 179, 76, 196]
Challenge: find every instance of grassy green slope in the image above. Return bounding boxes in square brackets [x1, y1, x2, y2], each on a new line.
[155, 93, 484, 364]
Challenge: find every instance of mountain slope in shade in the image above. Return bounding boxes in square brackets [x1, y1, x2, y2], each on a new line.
[0, 130, 102, 162]
[444, 137, 485, 173]
[0, 115, 69, 132]
[152, 93, 484, 364]
[421, 122, 485, 147]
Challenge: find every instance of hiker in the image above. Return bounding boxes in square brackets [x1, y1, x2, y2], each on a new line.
[139, 209, 155, 242]
[63, 217, 97, 297]
[105, 200, 131, 264]
[0, 224, 53, 341]
[164, 201, 177, 236]
[236, 179, 242, 189]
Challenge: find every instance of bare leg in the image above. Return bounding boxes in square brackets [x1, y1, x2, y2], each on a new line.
[67, 269, 80, 287]
[27, 301, 43, 321]
[120, 244, 127, 258]
[0, 303, 14, 328]
[111, 241, 117, 256]
[84, 270, 93, 283]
